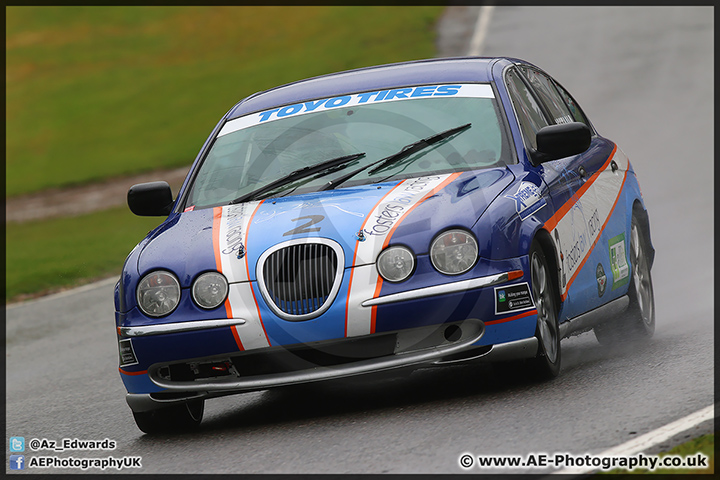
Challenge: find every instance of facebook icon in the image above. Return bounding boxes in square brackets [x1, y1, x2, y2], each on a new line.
[10, 455, 25, 470]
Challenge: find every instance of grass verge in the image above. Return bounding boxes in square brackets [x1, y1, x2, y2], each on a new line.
[601, 433, 714, 475]
[6, 207, 162, 302]
[7, 6, 443, 197]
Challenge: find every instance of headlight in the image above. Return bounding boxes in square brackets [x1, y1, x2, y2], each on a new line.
[430, 229, 478, 275]
[377, 246, 415, 282]
[136, 270, 181, 317]
[192, 271, 228, 309]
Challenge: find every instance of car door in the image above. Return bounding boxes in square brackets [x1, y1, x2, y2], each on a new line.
[504, 64, 619, 321]
[518, 66, 621, 319]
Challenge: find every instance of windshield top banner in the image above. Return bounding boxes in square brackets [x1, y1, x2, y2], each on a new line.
[218, 84, 495, 137]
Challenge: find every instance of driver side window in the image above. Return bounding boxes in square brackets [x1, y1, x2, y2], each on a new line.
[553, 81, 591, 128]
[520, 67, 574, 125]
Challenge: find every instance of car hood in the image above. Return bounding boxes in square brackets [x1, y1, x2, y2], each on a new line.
[136, 168, 514, 286]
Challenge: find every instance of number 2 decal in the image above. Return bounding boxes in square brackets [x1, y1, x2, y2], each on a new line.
[283, 215, 324, 236]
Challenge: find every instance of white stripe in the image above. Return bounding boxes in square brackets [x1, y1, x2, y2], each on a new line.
[227, 284, 270, 349]
[468, 6, 495, 56]
[345, 174, 454, 337]
[553, 404, 715, 475]
[216, 202, 270, 349]
[346, 264, 380, 337]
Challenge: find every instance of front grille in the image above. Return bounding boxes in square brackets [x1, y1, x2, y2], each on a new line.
[258, 240, 343, 320]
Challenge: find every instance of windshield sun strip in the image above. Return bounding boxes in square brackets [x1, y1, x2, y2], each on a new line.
[217, 83, 495, 138]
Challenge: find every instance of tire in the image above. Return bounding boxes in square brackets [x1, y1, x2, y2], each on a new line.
[528, 241, 561, 379]
[132, 399, 204, 434]
[594, 211, 655, 344]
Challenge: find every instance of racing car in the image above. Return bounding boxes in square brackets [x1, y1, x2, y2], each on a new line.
[116, 56, 655, 433]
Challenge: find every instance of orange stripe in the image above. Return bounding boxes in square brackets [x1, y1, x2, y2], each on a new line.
[544, 145, 617, 232]
[485, 308, 537, 325]
[370, 278, 382, 333]
[118, 368, 148, 376]
[116, 326, 122, 336]
[223, 298, 233, 319]
[559, 167, 628, 301]
[231, 325, 245, 351]
[243, 200, 271, 344]
[345, 182, 406, 337]
[370, 172, 463, 332]
[212, 206, 223, 272]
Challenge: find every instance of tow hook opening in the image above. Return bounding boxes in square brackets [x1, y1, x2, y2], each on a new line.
[444, 324, 462, 342]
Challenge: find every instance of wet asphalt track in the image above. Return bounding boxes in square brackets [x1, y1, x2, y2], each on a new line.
[6, 6, 714, 474]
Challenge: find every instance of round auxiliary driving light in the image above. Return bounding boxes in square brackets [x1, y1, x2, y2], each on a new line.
[192, 271, 229, 309]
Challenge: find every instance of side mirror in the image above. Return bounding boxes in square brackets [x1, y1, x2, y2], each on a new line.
[127, 181, 174, 216]
[534, 122, 591, 164]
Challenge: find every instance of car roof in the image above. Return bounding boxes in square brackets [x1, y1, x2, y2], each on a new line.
[226, 56, 523, 120]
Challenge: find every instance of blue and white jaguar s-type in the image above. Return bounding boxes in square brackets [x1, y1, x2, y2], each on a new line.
[116, 57, 654, 433]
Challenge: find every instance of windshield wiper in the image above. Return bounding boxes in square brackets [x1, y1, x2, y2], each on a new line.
[321, 123, 471, 191]
[230, 152, 366, 204]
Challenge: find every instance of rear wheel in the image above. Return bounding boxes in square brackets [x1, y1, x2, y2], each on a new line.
[529, 241, 561, 379]
[594, 211, 655, 344]
[132, 399, 204, 434]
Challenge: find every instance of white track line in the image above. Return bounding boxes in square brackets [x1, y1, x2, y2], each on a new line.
[468, 5, 495, 56]
[554, 404, 715, 475]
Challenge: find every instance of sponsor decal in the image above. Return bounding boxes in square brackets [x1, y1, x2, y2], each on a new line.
[565, 204, 590, 274]
[221, 203, 250, 258]
[596, 263, 607, 297]
[544, 146, 630, 300]
[587, 208, 601, 238]
[505, 181, 547, 220]
[118, 339, 138, 367]
[609, 233, 629, 290]
[218, 84, 495, 137]
[361, 176, 442, 239]
[494, 283, 535, 314]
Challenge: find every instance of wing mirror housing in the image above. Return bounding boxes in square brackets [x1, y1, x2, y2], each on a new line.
[127, 181, 174, 216]
[533, 122, 592, 164]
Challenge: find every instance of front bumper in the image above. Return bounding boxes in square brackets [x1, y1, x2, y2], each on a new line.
[125, 320, 537, 413]
[118, 260, 540, 403]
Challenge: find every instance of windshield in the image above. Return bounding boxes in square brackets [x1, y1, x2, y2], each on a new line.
[186, 83, 513, 209]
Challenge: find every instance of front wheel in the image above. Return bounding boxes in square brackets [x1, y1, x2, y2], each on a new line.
[132, 399, 204, 434]
[529, 241, 561, 379]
